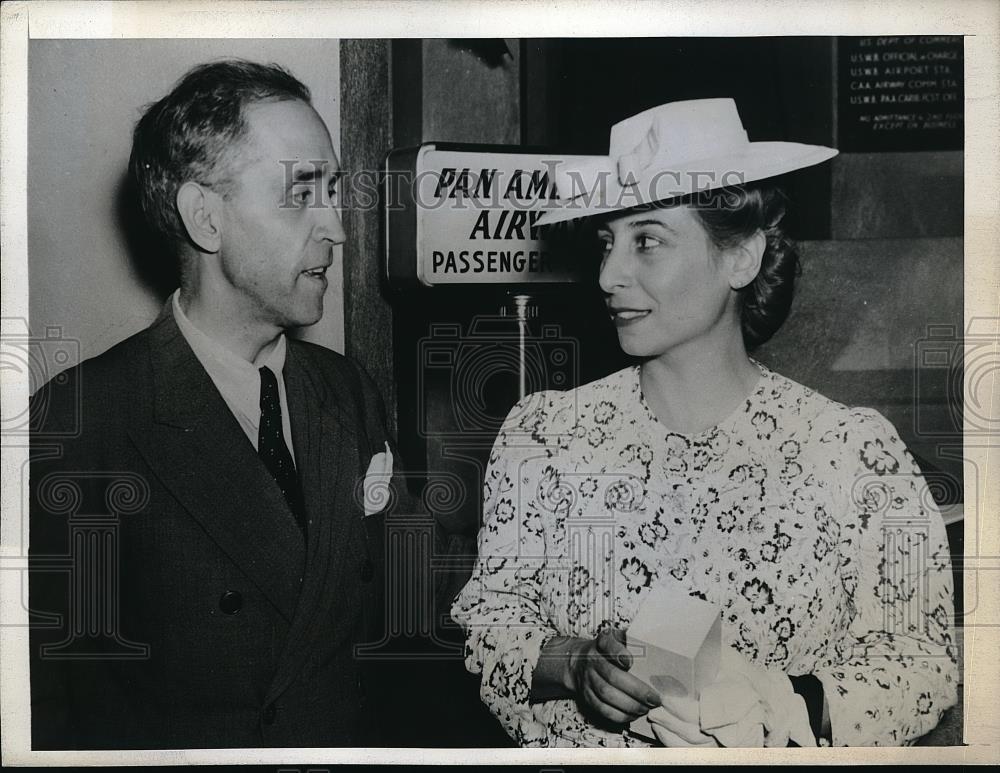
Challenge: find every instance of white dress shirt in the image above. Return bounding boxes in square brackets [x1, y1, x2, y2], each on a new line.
[172, 291, 296, 462]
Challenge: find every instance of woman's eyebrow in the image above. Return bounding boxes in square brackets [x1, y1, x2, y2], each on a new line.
[627, 219, 678, 233]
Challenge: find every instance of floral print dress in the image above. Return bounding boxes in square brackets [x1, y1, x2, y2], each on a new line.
[451, 363, 958, 747]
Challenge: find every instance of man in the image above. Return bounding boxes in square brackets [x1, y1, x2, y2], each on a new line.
[29, 60, 398, 749]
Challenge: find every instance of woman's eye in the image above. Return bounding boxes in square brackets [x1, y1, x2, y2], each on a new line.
[637, 234, 661, 250]
[597, 236, 613, 255]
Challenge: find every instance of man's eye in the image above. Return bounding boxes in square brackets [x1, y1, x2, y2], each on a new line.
[292, 188, 313, 206]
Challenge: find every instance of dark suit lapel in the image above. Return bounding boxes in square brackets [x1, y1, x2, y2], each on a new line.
[127, 308, 306, 622]
[266, 343, 363, 702]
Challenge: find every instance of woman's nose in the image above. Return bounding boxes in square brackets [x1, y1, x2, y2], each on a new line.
[598, 242, 632, 293]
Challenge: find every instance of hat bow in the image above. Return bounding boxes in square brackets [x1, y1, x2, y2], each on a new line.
[611, 99, 751, 186]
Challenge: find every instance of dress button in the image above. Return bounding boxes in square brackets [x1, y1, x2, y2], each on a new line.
[219, 590, 243, 615]
[360, 559, 374, 583]
[262, 703, 277, 725]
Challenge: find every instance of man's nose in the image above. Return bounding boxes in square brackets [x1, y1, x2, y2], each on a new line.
[315, 200, 346, 245]
[598, 242, 632, 293]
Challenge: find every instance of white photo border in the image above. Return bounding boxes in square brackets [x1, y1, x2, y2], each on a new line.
[2, 0, 997, 765]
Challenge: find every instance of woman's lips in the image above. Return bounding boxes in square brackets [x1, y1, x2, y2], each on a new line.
[609, 307, 651, 326]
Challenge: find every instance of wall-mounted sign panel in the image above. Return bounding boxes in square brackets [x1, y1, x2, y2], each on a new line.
[385, 144, 594, 287]
[837, 36, 963, 152]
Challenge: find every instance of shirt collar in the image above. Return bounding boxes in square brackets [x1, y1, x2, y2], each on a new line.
[171, 290, 287, 410]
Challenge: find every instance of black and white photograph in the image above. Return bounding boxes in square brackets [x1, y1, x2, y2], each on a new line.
[1, 0, 997, 766]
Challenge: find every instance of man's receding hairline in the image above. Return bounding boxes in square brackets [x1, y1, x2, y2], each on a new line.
[203, 95, 315, 195]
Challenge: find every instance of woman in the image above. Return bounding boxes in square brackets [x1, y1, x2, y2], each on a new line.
[451, 99, 958, 747]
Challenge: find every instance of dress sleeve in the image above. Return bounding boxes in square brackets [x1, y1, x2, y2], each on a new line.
[815, 408, 959, 746]
[450, 395, 563, 746]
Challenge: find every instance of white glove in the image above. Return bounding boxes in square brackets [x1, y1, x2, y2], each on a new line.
[699, 672, 766, 747]
[647, 697, 718, 748]
[708, 648, 816, 748]
[647, 648, 816, 748]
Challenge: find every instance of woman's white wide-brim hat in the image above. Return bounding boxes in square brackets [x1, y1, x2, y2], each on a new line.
[536, 98, 838, 226]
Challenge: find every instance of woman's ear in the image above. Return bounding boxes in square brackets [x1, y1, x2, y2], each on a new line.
[176, 181, 222, 253]
[726, 230, 766, 290]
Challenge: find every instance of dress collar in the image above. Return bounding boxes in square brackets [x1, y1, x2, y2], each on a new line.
[633, 359, 771, 439]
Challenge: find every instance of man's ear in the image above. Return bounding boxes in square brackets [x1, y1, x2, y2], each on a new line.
[726, 230, 766, 290]
[176, 181, 222, 253]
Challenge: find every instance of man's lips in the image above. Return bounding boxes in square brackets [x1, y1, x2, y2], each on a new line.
[301, 265, 329, 279]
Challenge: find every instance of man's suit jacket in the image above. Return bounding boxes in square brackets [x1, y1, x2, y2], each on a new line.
[29, 306, 397, 750]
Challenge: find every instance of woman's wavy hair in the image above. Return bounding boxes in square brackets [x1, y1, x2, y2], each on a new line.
[688, 183, 800, 350]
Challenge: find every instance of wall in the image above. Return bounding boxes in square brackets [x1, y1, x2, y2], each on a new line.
[393, 38, 520, 147]
[28, 39, 342, 386]
[340, 39, 394, 428]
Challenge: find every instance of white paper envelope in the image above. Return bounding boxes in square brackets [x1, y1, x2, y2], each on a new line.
[626, 582, 722, 741]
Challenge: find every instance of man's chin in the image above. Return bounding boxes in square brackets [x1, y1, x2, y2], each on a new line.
[279, 305, 324, 331]
[294, 314, 323, 330]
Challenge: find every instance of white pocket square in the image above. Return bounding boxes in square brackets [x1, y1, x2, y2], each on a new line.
[362, 442, 394, 517]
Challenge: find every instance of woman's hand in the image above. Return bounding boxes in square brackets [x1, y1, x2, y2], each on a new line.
[568, 629, 663, 726]
[531, 630, 662, 727]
